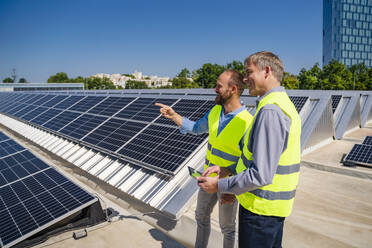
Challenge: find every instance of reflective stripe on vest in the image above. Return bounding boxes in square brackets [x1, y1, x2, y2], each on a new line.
[241, 152, 300, 175]
[235, 91, 301, 217]
[205, 105, 252, 171]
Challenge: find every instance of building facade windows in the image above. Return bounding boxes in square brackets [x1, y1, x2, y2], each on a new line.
[323, 0, 372, 67]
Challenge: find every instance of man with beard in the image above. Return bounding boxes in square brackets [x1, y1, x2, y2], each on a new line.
[198, 51, 301, 247]
[155, 70, 252, 248]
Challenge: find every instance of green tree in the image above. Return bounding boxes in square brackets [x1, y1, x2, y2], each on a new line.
[193, 63, 225, 88]
[47, 72, 69, 83]
[125, 80, 148, 89]
[349, 63, 369, 90]
[85, 77, 116, 90]
[177, 68, 191, 78]
[3, 77, 14, 83]
[298, 63, 322, 89]
[226, 60, 245, 75]
[71, 76, 85, 83]
[320, 60, 352, 90]
[368, 67, 372, 90]
[122, 73, 135, 79]
[18, 78, 27, 83]
[282, 72, 299, 89]
[171, 77, 198, 88]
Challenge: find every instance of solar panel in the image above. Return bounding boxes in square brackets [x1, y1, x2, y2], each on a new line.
[42, 95, 68, 107]
[118, 124, 207, 172]
[59, 114, 108, 139]
[289, 96, 308, 113]
[53, 95, 85, 109]
[114, 98, 156, 120]
[30, 109, 62, 125]
[0, 102, 19, 113]
[13, 94, 34, 103]
[68, 96, 106, 112]
[344, 144, 372, 167]
[0, 93, 14, 105]
[16, 94, 35, 104]
[0, 92, 213, 175]
[42, 111, 81, 131]
[83, 119, 147, 152]
[131, 98, 177, 122]
[24, 94, 43, 105]
[88, 96, 135, 116]
[190, 100, 215, 120]
[331, 95, 342, 113]
[33, 95, 58, 106]
[21, 106, 49, 121]
[0, 140, 26, 159]
[154, 99, 209, 125]
[6, 104, 29, 116]
[362, 136, 372, 146]
[12, 105, 38, 118]
[0, 133, 10, 143]
[0, 131, 97, 248]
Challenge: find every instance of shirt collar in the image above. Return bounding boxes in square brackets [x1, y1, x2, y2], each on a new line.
[256, 86, 285, 106]
[221, 105, 247, 116]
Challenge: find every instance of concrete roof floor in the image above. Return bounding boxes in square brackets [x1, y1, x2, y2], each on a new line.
[2, 122, 372, 248]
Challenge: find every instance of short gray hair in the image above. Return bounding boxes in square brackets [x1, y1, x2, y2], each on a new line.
[244, 51, 284, 82]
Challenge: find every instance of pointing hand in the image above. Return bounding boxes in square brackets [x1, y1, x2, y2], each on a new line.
[155, 103, 176, 119]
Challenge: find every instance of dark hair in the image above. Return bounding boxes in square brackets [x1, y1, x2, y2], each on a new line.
[225, 69, 245, 96]
[244, 51, 284, 82]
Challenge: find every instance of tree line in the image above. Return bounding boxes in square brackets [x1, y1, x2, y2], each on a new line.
[47, 72, 117, 90]
[36, 60, 372, 90]
[155, 59, 372, 90]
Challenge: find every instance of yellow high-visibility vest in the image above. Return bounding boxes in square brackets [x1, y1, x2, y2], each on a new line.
[235, 91, 301, 217]
[205, 105, 252, 173]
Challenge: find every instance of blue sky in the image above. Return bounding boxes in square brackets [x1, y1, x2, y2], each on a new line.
[0, 0, 322, 83]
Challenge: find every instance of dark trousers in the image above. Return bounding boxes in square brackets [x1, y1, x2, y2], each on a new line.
[239, 205, 285, 248]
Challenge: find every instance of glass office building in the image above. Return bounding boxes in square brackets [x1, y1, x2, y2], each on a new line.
[323, 0, 372, 67]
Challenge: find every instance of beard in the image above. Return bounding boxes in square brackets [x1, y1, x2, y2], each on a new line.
[215, 92, 232, 105]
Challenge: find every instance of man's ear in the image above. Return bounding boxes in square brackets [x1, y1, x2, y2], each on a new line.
[231, 84, 238, 95]
[265, 66, 271, 79]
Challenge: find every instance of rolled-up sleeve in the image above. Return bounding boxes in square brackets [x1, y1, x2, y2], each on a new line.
[179, 110, 210, 135]
[218, 105, 290, 195]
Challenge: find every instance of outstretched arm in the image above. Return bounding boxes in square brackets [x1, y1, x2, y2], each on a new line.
[155, 103, 183, 126]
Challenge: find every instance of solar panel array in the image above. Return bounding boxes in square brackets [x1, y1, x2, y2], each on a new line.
[344, 144, 372, 167]
[362, 136, 372, 145]
[288, 96, 308, 113]
[0, 131, 96, 248]
[0, 92, 211, 175]
[331, 95, 342, 113]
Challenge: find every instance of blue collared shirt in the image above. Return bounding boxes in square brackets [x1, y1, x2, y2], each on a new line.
[180, 105, 247, 138]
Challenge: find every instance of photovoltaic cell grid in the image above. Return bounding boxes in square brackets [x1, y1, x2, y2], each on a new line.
[362, 136, 372, 145]
[289, 96, 308, 113]
[88, 97, 135, 117]
[0, 131, 96, 248]
[0, 133, 10, 142]
[59, 114, 107, 140]
[331, 95, 342, 113]
[83, 119, 148, 152]
[154, 99, 213, 126]
[0, 92, 212, 174]
[0, 140, 25, 158]
[68, 96, 106, 112]
[114, 97, 157, 120]
[118, 124, 208, 172]
[344, 144, 372, 167]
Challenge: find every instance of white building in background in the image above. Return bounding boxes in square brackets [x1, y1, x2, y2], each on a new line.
[92, 70, 172, 88]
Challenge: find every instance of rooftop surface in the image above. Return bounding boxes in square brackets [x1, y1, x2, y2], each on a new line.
[0, 121, 370, 248]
